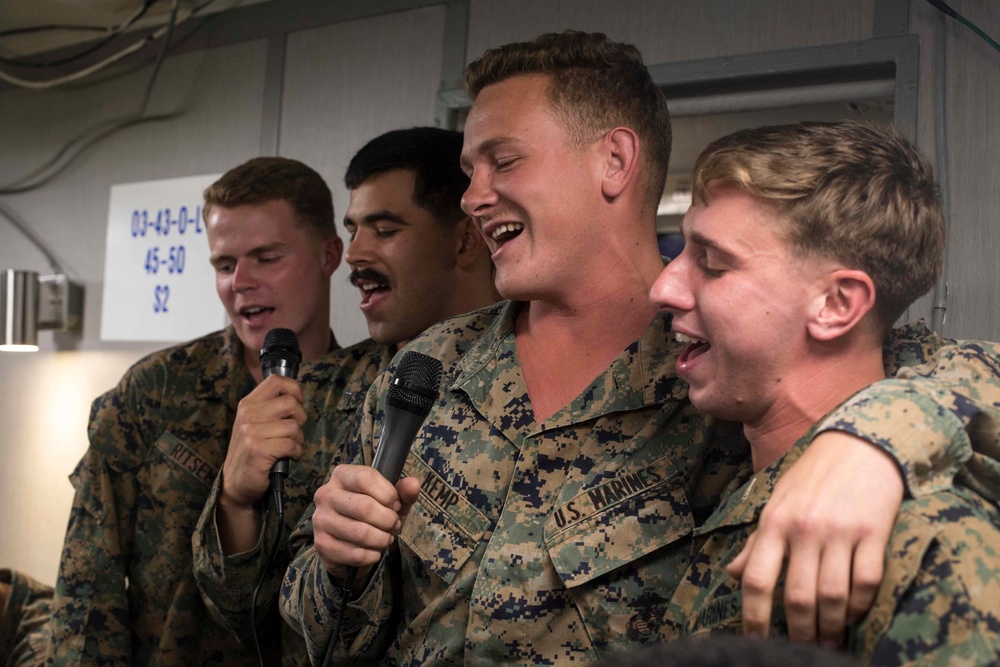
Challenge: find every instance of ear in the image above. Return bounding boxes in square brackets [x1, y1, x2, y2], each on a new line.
[321, 234, 344, 278]
[806, 269, 876, 342]
[454, 216, 487, 270]
[600, 127, 640, 200]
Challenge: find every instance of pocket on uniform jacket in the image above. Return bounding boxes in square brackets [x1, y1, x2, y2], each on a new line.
[544, 456, 694, 588]
[398, 454, 490, 586]
[152, 431, 219, 490]
[542, 457, 695, 648]
[146, 432, 218, 535]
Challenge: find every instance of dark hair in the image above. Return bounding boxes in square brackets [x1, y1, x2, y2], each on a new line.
[693, 121, 945, 335]
[202, 157, 335, 238]
[344, 127, 469, 225]
[598, 635, 862, 667]
[466, 30, 672, 216]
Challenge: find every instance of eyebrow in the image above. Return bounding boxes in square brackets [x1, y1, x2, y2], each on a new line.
[459, 135, 520, 171]
[343, 210, 410, 228]
[210, 242, 287, 265]
[686, 228, 739, 263]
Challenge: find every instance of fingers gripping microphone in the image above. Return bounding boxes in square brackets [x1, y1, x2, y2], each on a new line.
[260, 328, 301, 479]
[321, 351, 442, 667]
[371, 351, 443, 483]
[252, 328, 302, 667]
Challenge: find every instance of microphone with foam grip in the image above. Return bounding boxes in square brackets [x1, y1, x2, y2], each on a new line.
[371, 351, 443, 483]
[260, 327, 302, 480]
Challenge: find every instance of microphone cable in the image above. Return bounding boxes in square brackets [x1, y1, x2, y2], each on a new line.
[250, 489, 285, 667]
[249, 328, 301, 667]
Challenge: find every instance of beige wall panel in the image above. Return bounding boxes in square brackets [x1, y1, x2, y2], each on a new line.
[468, 0, 874, 65]
[936, 0, 1000, 340]
[281, 5, 447, 347]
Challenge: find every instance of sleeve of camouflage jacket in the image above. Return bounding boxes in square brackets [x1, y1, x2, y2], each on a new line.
[48, 377, 143, 665]
[1, 568, 53, 667]
[280, 378, 397, 666]
[851, 488, 1000, 665]
[190, 473, 284, 646]
[818, 336, 1000, 501]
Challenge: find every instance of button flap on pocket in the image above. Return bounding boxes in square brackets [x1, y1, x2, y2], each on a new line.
[545, 458, 694, 588]
[399, 454, 490, 585]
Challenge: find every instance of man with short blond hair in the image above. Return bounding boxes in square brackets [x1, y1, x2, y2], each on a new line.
[653, 120, 1000, 664]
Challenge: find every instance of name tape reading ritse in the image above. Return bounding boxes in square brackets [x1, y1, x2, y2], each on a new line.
[101, 174, 226, 342]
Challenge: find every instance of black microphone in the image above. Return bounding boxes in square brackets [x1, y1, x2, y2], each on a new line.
[321, 350, 442, 667]
[371, 351, 443, 483]
[260, 327, 301, 479]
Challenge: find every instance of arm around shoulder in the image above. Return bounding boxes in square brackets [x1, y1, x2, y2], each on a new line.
[818, 339, 1000, 498]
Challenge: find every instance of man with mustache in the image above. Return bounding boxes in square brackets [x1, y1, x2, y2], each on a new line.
[190, 126, 499, 665]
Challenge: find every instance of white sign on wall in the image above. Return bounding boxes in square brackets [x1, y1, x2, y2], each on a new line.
[101, 174, 226, 342]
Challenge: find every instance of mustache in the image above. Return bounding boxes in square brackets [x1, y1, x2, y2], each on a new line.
[349, 267, 390, 287]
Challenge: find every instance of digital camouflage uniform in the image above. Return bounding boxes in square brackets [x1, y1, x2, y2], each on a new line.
[0, 569, 52, 667]
[48, 327, 355, 666]
[667, 342, 1000, 666]
[280, 304, 996, 666]
[192, 338, 393, 667]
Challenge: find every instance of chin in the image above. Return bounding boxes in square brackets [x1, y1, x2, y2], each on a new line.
[687, 390, 725, 420]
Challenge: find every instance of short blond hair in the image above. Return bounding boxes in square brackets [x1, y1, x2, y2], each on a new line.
[692, 121, 944, 334]
[466, 30, 672, 217]
[203, 157, 335, 238]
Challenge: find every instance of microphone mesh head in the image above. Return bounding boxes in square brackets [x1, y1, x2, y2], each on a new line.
[388, 351, 443, 412]
[261, 327, 301, 364]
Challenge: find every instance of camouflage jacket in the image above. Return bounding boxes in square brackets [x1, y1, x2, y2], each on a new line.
[192, 338, 392, 666]
[280, 303, 997, 666]
[48, 327, 347, 666]
[668, 342, 1000, 666]
[0, 570, 52, 667]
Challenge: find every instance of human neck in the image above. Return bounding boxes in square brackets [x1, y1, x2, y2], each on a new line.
[515, 243, 663, 423]
[744, 350, 886, 472]
[447, 268, 503, 320]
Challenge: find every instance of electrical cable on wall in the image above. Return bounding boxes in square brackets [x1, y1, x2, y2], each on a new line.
[0, 0, 183, 196]
[925, 0, 1000, 53]
[0, 200, 67, 275]
[0, 0, 225, 90]
[0, 2, 192, 89]
[0, 0, 158, 68]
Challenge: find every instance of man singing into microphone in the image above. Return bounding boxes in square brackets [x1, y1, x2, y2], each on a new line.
[189, 127, 499, 665]
[652, 121, 1000, 664]
[46, 157, 344, 666]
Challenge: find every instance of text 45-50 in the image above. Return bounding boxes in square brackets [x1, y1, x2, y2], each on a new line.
[144, 246, 186, 275]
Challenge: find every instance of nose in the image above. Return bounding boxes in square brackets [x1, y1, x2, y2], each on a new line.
[461, 169, 499, 218]
[345, 228, 373, 268]
[230, 260, 257, 292]
[649, 254, 695, 314]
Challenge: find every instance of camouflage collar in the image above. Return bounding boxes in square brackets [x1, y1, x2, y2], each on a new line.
[451, 302, 692, 432]
[193, 326, 255, 408]
[695, 430, 815, 533]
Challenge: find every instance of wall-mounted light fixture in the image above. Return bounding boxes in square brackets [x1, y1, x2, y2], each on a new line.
[1, 269, 84, 352]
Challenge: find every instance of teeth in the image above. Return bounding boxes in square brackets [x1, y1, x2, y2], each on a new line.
[490, 222, 524, 240]
[243, 306, 265, 315]
[675, 332, 706, 344]
[357, 280, 386, 293]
